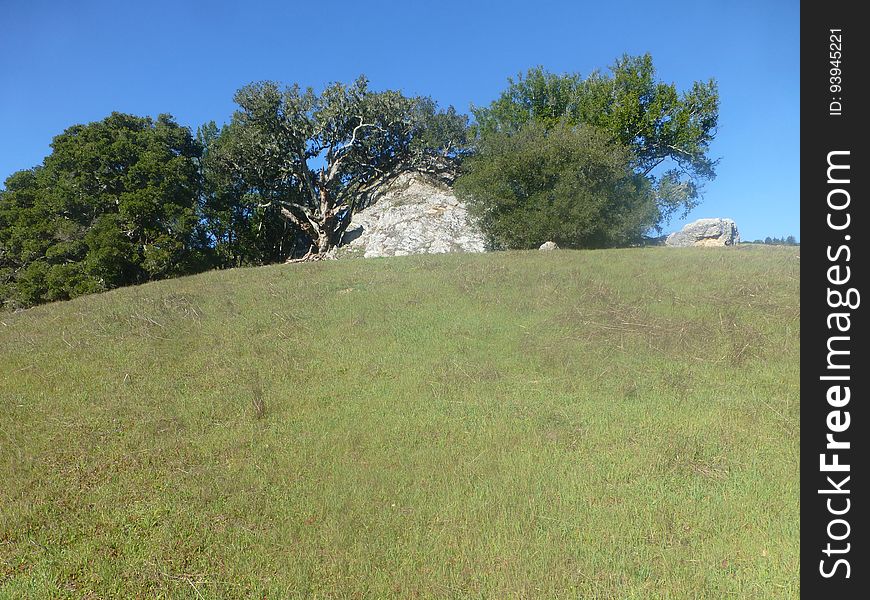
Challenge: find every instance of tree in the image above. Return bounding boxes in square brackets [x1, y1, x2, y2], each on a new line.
[0, 113, 209, 309]
[197, 120, 286, 267]
[456, 121, 657, 249]
[470, 54, 719, 225]
[203, 76, 468, 262]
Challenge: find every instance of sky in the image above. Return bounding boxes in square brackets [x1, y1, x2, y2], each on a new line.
[0, 0, 799, 242]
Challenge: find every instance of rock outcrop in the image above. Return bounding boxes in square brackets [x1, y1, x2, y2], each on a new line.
[338, 171, 486, 258]
[665, 218, 740, 247]
[539, 241, 559, 251]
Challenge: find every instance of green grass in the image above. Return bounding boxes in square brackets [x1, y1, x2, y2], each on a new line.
[0, 246, 799, 598]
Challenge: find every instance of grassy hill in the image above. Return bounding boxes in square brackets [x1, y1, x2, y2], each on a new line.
[0, 246, 799, 598]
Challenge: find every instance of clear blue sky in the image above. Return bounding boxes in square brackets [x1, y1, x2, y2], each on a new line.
[1, 0, 798, 242]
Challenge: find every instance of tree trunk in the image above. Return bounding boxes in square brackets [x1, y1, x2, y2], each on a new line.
[316, 185, 333, 255]
[285, 172, 356, 261]
[316, 229, 331, 254]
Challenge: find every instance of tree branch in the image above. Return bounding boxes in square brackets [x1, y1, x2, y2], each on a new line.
[665, 144, 698, 160]
[280, 205, 320, 240]
[326, 118, 383, 184]
[297, 156, 321, 210]
[641, 157, 666, 177]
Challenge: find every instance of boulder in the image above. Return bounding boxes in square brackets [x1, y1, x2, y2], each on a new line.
[539, 241, 559, 251]
[665, 218, 740, 247]
[338, 171, 486, 258]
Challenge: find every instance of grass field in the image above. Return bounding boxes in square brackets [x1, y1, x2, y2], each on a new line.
[0, 246, 799, 598]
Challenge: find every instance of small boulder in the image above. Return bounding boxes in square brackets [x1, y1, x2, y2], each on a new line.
[539, 241, 559, 251]
[665, 218, 740, 247]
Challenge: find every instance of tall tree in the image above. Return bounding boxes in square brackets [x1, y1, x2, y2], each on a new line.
[0, 113, 209, 308]
[204, 76, 468, 261]
[471, 54, 719, 223]
[456, 121, 658, 249]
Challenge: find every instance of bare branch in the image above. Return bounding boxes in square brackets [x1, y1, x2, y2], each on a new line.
[279, 205, 321, 240]
[298, 156, 321, 208]
[641, 157, 666, 177]
[272, 200, 317, 220]
[326, 202, 349, 218]
[326, 118, 384, 183]
[665, 144, 696, 159]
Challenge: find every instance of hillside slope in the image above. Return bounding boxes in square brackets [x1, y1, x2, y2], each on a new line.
[1, 247, 799, 598]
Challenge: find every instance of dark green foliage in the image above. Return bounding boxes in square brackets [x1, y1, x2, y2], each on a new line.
[0, 113, 209, 309]
[197, 121, 284, 267]
[456, 121, 657, 249]
[465, 54, 719, 242]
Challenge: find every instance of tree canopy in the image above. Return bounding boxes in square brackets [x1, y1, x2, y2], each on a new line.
[202, 76, 467, 262]
[470, 53, 719, 222]
[0, 113, 209, 308]
[456, 121, 657, 249]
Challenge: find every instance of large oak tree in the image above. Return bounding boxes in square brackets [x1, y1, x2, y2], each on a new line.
[203, 76, 467, 262]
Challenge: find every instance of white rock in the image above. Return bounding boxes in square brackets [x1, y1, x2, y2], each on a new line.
[665, 218, 740, 247]
[338, 171, 486, 258]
